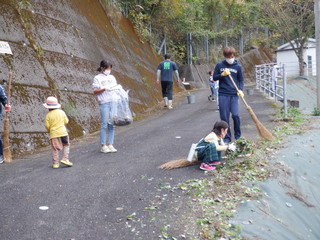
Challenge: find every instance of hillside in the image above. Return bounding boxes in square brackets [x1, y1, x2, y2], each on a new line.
[0, 0, 172, 154]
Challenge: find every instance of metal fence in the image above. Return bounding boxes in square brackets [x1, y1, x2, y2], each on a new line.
[255, 63, 288, 117]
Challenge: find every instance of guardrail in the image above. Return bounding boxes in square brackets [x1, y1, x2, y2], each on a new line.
[255, 63, 288, 117]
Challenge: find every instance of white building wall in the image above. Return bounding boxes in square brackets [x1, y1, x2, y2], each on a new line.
[276, 39, 317, 78]
[276, 50, 299, 77]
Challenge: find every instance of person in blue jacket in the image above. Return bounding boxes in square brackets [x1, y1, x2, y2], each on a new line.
[213, 46, 244, 143]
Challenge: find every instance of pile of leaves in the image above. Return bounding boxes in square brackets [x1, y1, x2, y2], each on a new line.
[225, 137, 255, 160]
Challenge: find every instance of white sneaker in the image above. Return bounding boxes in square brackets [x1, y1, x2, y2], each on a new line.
[101, 145, 111, 153]
[108, 144, 117, 153]
[0, 155, 3, 164]
[164, 97, 169, 107]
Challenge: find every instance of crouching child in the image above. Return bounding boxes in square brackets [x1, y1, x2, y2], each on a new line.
[196, 120, 235, 171]
[43, 96, 73, 169]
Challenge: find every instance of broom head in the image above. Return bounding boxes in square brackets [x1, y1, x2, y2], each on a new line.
[158, 158, 198, 170]
[247, 106, 274, 140]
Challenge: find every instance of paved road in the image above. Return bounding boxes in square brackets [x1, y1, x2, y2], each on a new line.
[0, 87, 276, 240]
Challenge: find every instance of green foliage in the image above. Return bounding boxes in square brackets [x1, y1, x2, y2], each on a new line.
[114, 0, 270, 63]
[225, 137, 255, 161]
[312, 107, 320, 116]
[276, 106, 304, 123]
[272, 106, 305, 139]
[259, 0, 314, 75]
[18, 0, 33, 10]
[34, 45, 43, 57]
[196, 218, 210, 226]
[113, 0, 315, 64]
[141, 77, 150, 88]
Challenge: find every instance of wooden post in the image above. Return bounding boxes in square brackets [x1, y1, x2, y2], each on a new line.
[3, 72, 12, 163]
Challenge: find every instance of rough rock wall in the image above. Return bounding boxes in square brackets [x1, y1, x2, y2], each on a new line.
[0, 0, 175, 155]
[238, 47, 274, 83]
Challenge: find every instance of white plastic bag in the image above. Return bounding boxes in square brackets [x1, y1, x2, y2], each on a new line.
[110, 85, 133, 126]
[187, 138, 205, 162]
[187, 143, 197, 162]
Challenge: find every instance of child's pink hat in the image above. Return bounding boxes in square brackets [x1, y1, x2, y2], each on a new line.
[43, 96, 61, 109]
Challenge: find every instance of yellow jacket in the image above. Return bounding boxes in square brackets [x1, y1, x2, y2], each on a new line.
[45, 109, 69, 139]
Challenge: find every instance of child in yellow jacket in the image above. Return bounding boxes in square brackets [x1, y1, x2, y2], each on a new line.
[43, 96, 73, 169]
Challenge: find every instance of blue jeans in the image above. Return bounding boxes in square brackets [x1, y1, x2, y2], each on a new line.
[210, 83, 218, 97]
[218, 95, 241, 142]
[100, 102, 115, 145]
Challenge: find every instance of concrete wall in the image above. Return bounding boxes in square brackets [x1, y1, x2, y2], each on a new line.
[179, 64, 212, 88]
[0, 0, 181, 155]
[0, 0, 274, 156]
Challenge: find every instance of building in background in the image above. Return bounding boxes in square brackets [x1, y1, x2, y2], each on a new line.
[276, 38, 316, 77]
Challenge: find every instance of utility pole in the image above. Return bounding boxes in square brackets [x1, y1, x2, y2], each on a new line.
[187, 33, 193, 65]
[204, 35, 209, 64]
[315, 0, 320, 108]
[239, 28, 244, 55]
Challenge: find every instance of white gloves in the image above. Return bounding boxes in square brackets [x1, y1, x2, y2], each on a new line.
[228, 143, 236, 151]
[237, 90, 244, 98]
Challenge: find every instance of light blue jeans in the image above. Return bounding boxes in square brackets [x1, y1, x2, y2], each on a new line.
[100, 102, 115, 145]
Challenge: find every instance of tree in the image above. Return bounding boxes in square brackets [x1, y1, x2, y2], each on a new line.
[115, 0, 306, 64]
[260, 0, 315, 75]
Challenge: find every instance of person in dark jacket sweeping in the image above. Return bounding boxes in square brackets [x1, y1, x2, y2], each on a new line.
[213, 47, 244, 143]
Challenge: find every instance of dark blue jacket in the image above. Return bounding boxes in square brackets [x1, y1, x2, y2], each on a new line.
[213, 59, 244, 96]
[0, 85, 8, 116]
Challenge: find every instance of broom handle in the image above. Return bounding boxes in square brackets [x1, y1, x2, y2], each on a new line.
[7, 72, 12, 105]
[228, 74, 249, 108]
[2, 72, 13, 163]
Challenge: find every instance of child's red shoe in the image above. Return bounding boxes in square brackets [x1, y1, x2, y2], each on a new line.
[200, 163, 216, 171]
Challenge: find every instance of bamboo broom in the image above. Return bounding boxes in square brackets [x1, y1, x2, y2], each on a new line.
[228, 74, 274, 141]
[3, 72, 12, 163]
[158, 158, 198, 170]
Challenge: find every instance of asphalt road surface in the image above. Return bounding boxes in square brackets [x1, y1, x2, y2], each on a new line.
[0, 88, 276, 240]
